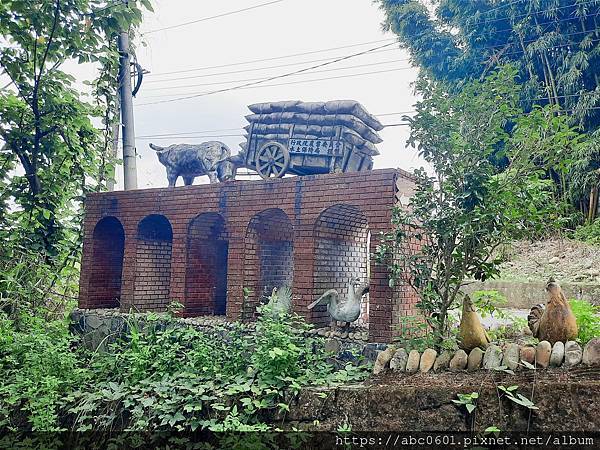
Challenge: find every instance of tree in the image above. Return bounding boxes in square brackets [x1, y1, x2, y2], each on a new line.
[376, 67, 564, 346]
[377, 0, 600, 220]
[0, 0, 151, 310]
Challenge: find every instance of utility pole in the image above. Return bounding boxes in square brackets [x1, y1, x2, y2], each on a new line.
[118, 30, 138, 190]
[107, 92, 120, 192]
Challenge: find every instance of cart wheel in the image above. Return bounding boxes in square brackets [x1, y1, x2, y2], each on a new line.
[255, 142, 290, 179]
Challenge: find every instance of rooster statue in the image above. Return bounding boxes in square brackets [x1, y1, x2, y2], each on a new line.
[528, 278, 578, 344]
[458, 295, 491, 352]
[308, 276, 370, 329]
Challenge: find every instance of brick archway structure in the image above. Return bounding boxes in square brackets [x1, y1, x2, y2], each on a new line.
[87, 216, 125, 309]
[185, 213, 228, 316]
[312, 204, 370, 328]
[134, 214, 173, 311]
[79, 169, 419, 342]
[242, 208, 294, 319]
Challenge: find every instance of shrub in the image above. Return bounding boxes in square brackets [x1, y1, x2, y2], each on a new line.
[569, 299, 600, 344]
[574, 219, 600, 245]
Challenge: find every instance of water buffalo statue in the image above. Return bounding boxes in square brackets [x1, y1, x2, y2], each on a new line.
[149, 141, 238, 186]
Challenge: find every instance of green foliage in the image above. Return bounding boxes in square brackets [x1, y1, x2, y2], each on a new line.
[452, 392, 479, 414]
[377, 0, 600, 222]
[471, 291, 508, 319]
[377, 0, 600, 131]
[569, 299, 600, 344]
[376, 67, 558, 347]
[0, 311, 86, 431]
[497, 385, 538, 410]
[0, 0, 151, 319]
[0, 308, 369, 434]
[574, 219, 600, 245]
[393, 314, 458, 352]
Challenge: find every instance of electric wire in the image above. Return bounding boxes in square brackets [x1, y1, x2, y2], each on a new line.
[135, 41, 398, 106]
[146, 38, 399, 77]
[142, 0, 286, 35]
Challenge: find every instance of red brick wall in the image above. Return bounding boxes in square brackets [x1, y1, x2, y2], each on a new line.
[79, 169, 418, 342]
[185, 213, 228, 316]
[134, 215, 173, 311]
[87, 216, 124, 308]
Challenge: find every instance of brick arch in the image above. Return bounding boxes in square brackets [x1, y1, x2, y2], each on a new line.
[242, 208, 294, 319]
[185, 213, 229, 316]
[88, 216, 125, 309]
[312, 204, 370, 328]
[134, 214, 173, 311]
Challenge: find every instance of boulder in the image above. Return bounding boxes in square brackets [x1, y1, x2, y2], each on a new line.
[419, 349, 438, 373]
[536, 341, 552, 368]
[406, 350, 421, 374]
[583, 338, 600, 366]
[483, 345, 503, 370]
[520, 346, 536, 367]
[390, 348, 408, 372]
[549, 341, 565, 367]
[563, 341, 583, 368]
[449, 350, 468, 372]
[433, 352, 452, 372]
[467, 348, 484, 371]
[502, 343, 520, 371]
[373, 346, 397, 375]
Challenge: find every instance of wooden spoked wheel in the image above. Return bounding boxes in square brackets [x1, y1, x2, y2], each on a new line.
[255, 142, 290, 179]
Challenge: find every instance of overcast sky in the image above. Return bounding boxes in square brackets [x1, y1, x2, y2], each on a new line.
[122, 0, 422, 188]
[3, 0, 423, 189]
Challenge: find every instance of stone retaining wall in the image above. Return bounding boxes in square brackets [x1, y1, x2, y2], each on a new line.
[464, 280, 600, 309]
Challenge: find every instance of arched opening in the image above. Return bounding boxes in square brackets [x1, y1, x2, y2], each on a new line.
[88, 216, 125, 309]
[312, 204, 370, 328]
[134, 214, 173, 311]
[243, 208, 294, 319]
[185, 213, 228, 316]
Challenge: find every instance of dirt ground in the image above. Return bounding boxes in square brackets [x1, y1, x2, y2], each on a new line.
[498, 239, 600, 283]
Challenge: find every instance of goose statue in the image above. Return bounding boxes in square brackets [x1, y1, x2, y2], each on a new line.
[308, 276, 370, 329]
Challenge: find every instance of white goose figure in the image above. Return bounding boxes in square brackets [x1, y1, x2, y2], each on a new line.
[308, 276, 370, 329]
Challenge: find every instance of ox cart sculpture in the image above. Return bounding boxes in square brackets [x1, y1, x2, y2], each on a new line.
[236, 100, 383, 179]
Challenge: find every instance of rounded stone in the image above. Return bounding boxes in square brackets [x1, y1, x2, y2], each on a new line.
[85, 314, 102, 330]
[501, 343, 520, 371]
[433, 351, 452, 372]
[324, 339, 341, 354]
[406, 350, 421, 374]
[390, 348, 409, 372]
[449, 350, 468, 372]
[373, 346, 397, 375]
[419, 348, 438, 373]
[564, 341, 583, 368]
[467, 348, 484, 371]
[520, 346, 536, 367]
[536, 341, 552, 368]
[583, 338, 600, 366]
[549, 341, 565, 367]
[483, 345, 503, 370]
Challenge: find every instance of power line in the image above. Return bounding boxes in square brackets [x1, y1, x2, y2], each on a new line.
[137, 66, 414, 103]
[135, 41, 399, 106]
[146, 38, 398, 77]
[143, 59, 411, 92]
[142, 0, 286, 35]
[145, 48, 403, 84]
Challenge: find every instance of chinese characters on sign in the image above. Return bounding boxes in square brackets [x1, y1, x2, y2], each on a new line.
[288, 138, 343, 156]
